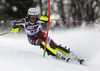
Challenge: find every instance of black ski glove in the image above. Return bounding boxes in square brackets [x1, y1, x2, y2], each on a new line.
[13, 25, 18, 29]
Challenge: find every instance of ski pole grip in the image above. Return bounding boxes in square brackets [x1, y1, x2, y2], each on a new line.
[13, 25, 18, 29]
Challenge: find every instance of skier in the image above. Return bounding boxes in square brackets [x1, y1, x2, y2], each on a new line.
[11, 8, 83, 64]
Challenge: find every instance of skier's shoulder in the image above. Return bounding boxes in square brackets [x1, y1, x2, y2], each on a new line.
[36, 16, 45, 24]
[14, 18, 26, 23]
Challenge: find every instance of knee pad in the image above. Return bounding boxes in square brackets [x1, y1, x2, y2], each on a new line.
[47, 36, 51, 45]
[29, 39, 36, 45]
[34, 39, 43, 45]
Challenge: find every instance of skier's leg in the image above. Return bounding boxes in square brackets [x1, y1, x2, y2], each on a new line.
[49, 38, 70, 55]
[40, 41, 58, 56]
[34, 30, 60, 56]
[27, 29, 73, 58]
[49, 39, 84, 64]
[55, 46, 70, 55]
[49, 40, 84, 64]
[49, 40, 77, 59]
[49, 39, 74, 59]
[28, 29, 70, 55]
[33, 39, 58, 56]
[27, 35, 58, 56]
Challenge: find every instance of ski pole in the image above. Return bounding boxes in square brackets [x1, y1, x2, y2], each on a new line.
[0, 31, 11, 36]
[40, 16, 62, 21]
[51, 19, 95, 24]
[0, 28, 19, 36]
[40, 16, 96, 24]
[63, 20, 94, 23]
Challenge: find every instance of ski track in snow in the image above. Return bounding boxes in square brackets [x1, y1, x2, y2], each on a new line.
[0, 27, 100, 71]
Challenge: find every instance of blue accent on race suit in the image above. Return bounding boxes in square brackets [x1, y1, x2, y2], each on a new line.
[27, 29, 40, 37]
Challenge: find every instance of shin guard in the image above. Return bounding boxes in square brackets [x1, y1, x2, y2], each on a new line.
[40, 41, 58, 56]
[55, 46, 70, 55]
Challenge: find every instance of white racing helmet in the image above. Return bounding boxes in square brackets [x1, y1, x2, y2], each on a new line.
[28, 8, 38, 15]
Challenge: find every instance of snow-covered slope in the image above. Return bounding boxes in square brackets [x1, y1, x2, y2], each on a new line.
[0, 27, 100, 71]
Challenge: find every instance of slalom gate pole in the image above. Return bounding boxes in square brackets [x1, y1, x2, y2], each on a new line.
[43, 0, 50, 57]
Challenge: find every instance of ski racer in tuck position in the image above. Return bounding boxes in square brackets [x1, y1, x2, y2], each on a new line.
[11, 8, 84, 64]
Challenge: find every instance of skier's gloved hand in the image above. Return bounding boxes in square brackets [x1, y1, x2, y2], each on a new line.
[40, 16, 50, 23]
[11, 25, 20, 33]
[40, 16, 48, 21]
[13, 25, 18, 29]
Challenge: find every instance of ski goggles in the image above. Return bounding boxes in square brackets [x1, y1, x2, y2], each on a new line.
[29, 15, 37, 19]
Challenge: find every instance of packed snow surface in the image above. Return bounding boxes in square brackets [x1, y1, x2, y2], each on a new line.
[0, 27, 100, 71]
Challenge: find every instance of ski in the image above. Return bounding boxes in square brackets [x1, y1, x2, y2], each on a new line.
[60, 55, 84, 64]
[56, 53, 84, 65]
